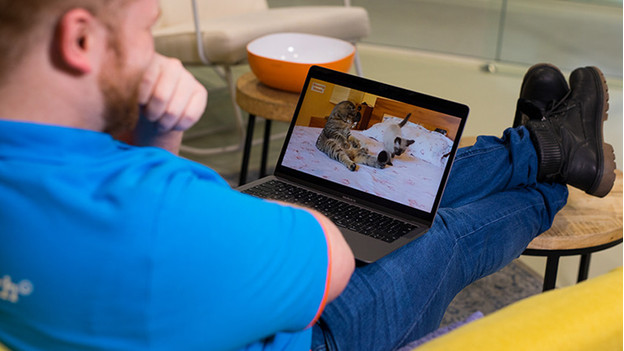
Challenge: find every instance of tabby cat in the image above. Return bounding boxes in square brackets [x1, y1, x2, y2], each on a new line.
[316, 101, 388, 171]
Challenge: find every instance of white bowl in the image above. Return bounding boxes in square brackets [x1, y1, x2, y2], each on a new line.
[247, 33, 355, 92]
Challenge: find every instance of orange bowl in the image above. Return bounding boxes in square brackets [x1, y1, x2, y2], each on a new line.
[247, 33, 355, 93]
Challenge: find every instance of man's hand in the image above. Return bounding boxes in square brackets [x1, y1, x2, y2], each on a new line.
[133, 54, 208, 153]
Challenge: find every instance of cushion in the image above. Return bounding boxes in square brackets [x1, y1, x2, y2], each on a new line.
[158, 0, 269, 27]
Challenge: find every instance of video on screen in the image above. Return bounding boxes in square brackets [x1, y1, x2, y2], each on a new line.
[282, 78, 462, 213]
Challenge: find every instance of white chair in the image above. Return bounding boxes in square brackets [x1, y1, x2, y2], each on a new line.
[153, 0, 371, 155]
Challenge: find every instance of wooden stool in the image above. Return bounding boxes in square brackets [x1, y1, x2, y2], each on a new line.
[235, 72, 299, 185]
[524, 170, 622, 291]
[460, 136, 623, 291]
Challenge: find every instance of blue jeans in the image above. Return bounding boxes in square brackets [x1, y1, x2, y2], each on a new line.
[311, 127, 569, 350]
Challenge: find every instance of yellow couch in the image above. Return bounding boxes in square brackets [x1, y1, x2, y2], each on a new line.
[415, 267, 623, 350]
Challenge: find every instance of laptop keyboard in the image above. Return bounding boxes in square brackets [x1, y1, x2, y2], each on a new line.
[241, 180, 418, 243]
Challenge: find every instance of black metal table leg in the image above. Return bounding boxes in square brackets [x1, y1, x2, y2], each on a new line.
[239, 114, 256, 186]
[260, 120, 272, 178]
[523, 239, 622, 292]
[543, 255, 560, 291]
[577, 253, 592, 282]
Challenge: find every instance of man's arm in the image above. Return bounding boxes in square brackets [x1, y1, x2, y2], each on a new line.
[307, 209, 355, 303]
[274, 201, 355, 303]
[132, 54, 208, 154]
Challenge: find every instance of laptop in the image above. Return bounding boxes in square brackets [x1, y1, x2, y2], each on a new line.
[238, 66, 469, 263]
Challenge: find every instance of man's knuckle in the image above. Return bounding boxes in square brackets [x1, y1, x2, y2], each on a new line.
[167, 57, 183, 68]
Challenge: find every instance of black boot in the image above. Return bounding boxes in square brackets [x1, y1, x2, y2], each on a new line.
[513, 63, 570, 127]
[526, 66, 616, 197]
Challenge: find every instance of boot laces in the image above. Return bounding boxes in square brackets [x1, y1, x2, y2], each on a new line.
[542, 90, 575, 120]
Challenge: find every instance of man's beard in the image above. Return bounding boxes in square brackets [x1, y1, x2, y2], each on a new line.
[98, 49, 143, 137]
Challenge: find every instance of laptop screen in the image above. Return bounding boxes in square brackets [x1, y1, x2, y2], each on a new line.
[276, 66, 468, 221]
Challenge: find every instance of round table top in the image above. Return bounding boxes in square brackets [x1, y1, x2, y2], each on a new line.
[235, 72, 299, 122]
[459, 136, 623, 252]
[527, 169, 623, 251]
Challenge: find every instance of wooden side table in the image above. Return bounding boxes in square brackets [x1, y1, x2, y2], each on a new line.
[235, 72, 299, 185]
[524, 170, 622, 291]
[459, 136, 623, 291]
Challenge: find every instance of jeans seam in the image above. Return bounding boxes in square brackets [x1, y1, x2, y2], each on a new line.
[456, 197, 546, 241]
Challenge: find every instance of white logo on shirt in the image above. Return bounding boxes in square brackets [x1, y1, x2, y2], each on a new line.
[0, 275, 33, 303]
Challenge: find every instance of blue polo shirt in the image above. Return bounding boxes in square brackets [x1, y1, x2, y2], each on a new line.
[0, 120, 330, 350]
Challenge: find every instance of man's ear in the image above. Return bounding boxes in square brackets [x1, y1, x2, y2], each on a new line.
[55, 8, 101, 74]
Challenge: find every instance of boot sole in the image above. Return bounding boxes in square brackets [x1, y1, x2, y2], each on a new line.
[587, 66, 616, 198]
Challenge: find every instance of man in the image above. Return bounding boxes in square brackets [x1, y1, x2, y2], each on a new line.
[0, 0, 615, 350]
